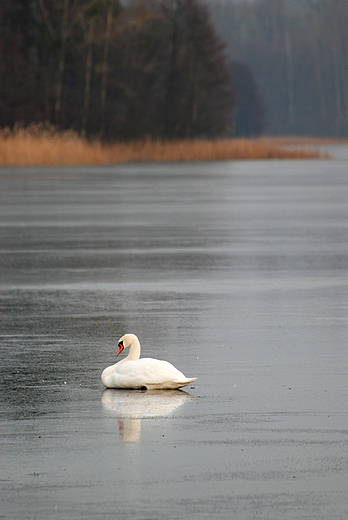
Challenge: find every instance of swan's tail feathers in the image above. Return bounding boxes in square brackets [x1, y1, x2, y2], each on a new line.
[145, 378, 197, 390]
[177, 377, 197, 389]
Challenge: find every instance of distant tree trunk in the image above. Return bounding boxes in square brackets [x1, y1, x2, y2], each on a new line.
[190, 58, 199, 135]
[42, 66, 51, 121]
[164, 0, 181, 138]
[82, 19, 95, 133]
[311, 37, 327, 120]
[285, 30, 295, 125]
[100, 8, 113, 137]
[39, 0, 55, 40]
[55, 0, 70, 125]
[333, 51, 342, 119]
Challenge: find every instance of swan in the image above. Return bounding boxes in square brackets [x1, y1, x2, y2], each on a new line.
[101, 333, 197, 390]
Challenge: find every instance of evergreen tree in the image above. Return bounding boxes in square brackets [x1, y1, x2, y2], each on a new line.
[164, 0, 234, 138]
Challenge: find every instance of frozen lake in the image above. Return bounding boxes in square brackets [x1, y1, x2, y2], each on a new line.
[1, 154, 348, 519]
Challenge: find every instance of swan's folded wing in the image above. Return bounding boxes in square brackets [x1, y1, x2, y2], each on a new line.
[115, 358, 195, 389]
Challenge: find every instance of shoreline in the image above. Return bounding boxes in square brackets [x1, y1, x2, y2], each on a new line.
[1, 127, 347, 167]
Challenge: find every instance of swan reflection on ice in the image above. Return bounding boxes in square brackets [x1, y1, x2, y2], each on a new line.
[101, 388, 191, 418]
[101, 389, 192, 443]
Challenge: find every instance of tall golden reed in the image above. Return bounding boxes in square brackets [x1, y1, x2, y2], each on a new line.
[0, 124, 323, 167]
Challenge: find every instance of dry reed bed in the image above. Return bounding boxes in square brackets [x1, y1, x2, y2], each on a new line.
[0, 126, 324, 167]
[260, 136, 348, 146]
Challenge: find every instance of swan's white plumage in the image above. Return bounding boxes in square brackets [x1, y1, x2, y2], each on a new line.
[101, 333, 196, 390]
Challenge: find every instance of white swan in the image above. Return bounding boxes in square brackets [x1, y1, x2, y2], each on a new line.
[101, 333, 197, 390]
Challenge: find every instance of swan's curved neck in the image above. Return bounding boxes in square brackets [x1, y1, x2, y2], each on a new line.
[126, 337, 141, 361]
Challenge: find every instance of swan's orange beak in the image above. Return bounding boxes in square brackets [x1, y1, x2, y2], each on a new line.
[117, 341, 124, 356]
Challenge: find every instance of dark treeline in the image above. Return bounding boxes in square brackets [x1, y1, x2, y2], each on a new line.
[0, 0, 255, 140]
[210, 0, 348, 137]
[2, 0, 346, 139]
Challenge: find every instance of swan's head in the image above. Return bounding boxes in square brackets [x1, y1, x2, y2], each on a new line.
[117, 333, 139, 356]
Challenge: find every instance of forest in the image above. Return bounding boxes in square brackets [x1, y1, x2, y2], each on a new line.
[210, 0, 348, 137]
[1, 0, 347, 140]
[0, 0, 241, 141]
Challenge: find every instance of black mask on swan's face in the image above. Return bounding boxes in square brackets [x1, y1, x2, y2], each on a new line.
[117, 341, 124, 356]
[117, 333, 139, 356]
